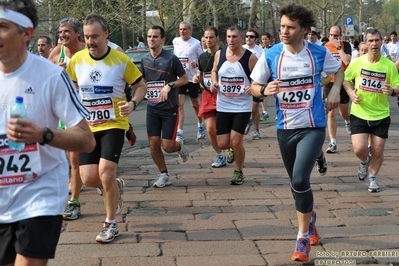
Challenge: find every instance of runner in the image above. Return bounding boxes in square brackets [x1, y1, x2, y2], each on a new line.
[211, 25, 258, 185]
[66, 14, 147, 243]
[193, 26, 227, 168]
[242, 29, 262, 140]
[173, 21, 205, 142]
[324, 25, 352, 153]
[48, 17, 86, 221]
[0, 1, 95, 265]
[140, 25, 189, 188]
[343, 27, 399, 193]
[250, 3, 343, 262]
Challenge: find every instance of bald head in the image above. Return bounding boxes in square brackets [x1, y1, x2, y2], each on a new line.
[329, 26, 341, 41]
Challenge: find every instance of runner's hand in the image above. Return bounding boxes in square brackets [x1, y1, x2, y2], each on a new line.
[118, 101, 134, 117]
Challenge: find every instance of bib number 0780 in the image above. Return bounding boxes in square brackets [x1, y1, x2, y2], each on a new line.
[87, 110, 111, 121]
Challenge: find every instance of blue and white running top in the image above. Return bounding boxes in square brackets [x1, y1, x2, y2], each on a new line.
[251, 41, 341, 130]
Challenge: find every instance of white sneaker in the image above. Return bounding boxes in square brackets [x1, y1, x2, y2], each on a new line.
[197, 123, 206, 139]
[176, 136, 189, 162]
[345, 123, 351, 134]
[358, 156, 370, 181]
[153, 173, 172, 188]
[251, 129, 260, 140]
[326, 142, 337, 153]
[176, 131, 185, 143]
[96, 222, 119, 243]
[212, 154, 227, 168]
[368, 177, 380, 193]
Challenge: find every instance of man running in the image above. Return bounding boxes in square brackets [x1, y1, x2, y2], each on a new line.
[48, 17, 86, 221]
[66, 14, 147, 243]
[173, 21, 205, 142]
[343, 28, 399, 193]
[193, 26, 227, 168]
[211, 25, 258, 185]
[0, 1, 95, 265]
[324, 25, 352, 153]
[141, 25, 189, 188]
[250, 3, 343, 262]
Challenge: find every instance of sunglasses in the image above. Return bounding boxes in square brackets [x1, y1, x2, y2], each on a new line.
[246, 35, 256, 39]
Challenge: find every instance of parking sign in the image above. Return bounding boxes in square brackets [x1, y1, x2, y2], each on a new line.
[345, 16, 354, 26]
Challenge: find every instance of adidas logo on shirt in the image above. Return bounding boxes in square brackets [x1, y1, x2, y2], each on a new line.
[24, 87, 34, 94]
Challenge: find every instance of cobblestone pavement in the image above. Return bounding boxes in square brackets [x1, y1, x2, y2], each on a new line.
[50, 97, 399, 266]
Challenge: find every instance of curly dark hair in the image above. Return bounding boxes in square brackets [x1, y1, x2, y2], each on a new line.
[0, 0, 38, 29]
[279, 3, 315, 30]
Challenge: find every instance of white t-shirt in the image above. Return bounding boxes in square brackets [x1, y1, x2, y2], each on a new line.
[108, 40, 122, 50]
[173, 36, 203, 82]
[386, 42, 399, 61]
[0, 52, 88, 223]
[242, 44, 264, 59]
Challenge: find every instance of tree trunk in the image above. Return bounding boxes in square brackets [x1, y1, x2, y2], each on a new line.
[207, 0, 218, 28]
[248, 0, 258, 29]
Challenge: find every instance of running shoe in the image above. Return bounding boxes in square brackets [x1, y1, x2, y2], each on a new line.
[315, 152, 328, 176]
[63, 200, 81, 220]
[116, 178, 125, 214]
[96, 222, 119, 243]
[227, 148, 234, 164]
[308, 211, 320, 245]
[197, 123, 206, 140]
[244, 118, 253, 135]
[153, 173, 172, 188]
[251, 129, 260, 140]
[325, 142, 337, 153]
[368, 177, 380, 193]
[176, 131, 185, 144]
[358, 156, 370, 181]
[291, 238, 310, 262]
[260, 113, 270, 121]
[176, 136, 189, 162]
[212, 154, 227, 168]
[345, 122, 351, 135]
[368, 145, 372, 157]
[230, 170, 245, 185]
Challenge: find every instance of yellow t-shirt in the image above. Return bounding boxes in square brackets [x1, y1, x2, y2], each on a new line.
[67, 48, 142, 132]
[344, 55, 399, 120]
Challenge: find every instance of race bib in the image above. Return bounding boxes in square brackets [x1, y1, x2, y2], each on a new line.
[83, 97, 116, 126]
[203, 72, 212, 91]
[146, 81, 165, 103]
[179, 57, 190, 72]
[220, 76, 244, 98]
[359, 69, 386, 93]
[0, 134, 42, 187]
[277, 76, 315, 110]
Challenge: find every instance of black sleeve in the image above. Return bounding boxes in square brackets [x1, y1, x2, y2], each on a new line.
[343, 41, 352, 55]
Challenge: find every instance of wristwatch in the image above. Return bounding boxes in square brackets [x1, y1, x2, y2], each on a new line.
[337, 46, 342, 50]
[131, 100, 138, 110]
[40, 127, 53, 145]
[259, 85, 266, 96]
[168, 81, 175, 89]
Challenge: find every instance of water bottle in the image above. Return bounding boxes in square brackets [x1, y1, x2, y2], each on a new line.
[8, 96, 27, 151]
